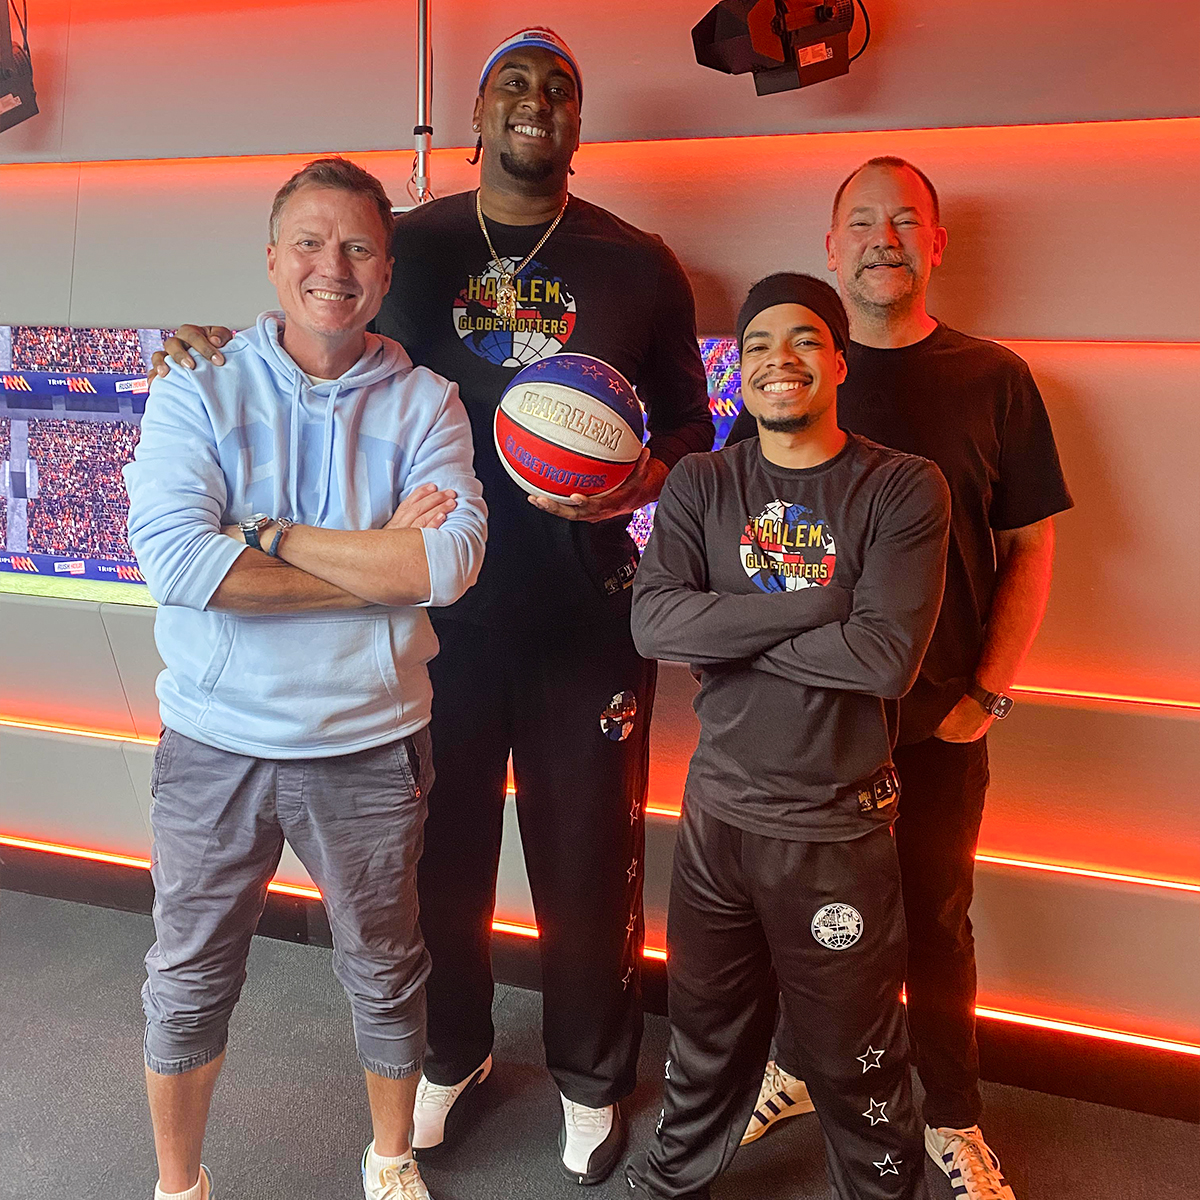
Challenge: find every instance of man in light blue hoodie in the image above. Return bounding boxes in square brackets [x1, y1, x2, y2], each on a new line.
[123, 157, 487, 1200]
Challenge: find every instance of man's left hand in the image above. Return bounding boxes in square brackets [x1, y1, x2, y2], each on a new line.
[527, 449, 669, 523]
[933, 693, 995, 743]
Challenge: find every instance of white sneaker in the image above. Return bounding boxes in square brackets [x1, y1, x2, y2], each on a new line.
[411, 1055, 492, 1155]
[361, 1146, 432, 1200]
[925, 1124, 1017, 1200]
[740, 1060, 816, 1145]
[559, 1093, 627, 1185]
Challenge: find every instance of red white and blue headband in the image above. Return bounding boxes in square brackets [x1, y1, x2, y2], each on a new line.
[478, 28, 583, 106]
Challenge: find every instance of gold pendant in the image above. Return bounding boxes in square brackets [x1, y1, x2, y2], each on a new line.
[496, 275, 517, 323]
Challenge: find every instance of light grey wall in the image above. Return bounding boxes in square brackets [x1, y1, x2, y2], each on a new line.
[4, 120, 1199, 338]
[1, 0, 1198, 1055]
[2, 611, 1198, 1044]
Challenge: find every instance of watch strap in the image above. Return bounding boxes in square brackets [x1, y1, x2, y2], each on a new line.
[267, 518, 294, 558]
[968, 681, 1013, 718]
[243, 523, 264, 551]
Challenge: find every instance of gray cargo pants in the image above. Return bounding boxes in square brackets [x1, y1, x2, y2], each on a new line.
[142, 726, 433, 1080]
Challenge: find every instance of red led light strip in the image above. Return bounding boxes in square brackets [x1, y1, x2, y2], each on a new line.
[1010, 685, 1200, 711]
[0, 715, 159, 745]
[3, 832, 1196, 1057]
[0, 117, 1194, 175]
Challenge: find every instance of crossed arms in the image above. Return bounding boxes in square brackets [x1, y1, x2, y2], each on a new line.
[631, 459, 951, 699]
[125, 368, 486, 615]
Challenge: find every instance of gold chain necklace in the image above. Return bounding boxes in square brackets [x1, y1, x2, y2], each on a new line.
[475, 189, 569, 323]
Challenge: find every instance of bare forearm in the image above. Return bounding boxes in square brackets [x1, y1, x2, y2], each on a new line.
[277, 524, 431, 607]
[208, 553, 367, 613]
[976, 522, 1056, 692]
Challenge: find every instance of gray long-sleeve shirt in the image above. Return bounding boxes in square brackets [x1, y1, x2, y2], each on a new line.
[632, 434, 950, 841]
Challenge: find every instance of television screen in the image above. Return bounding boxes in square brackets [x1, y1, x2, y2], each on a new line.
[0, 327, 746, 601]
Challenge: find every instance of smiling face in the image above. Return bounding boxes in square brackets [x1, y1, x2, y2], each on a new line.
[739, 304, 847, 434]
[473, 46, 581, 187]
[266, 185, 393, 345]
[826, 164, 947, 317]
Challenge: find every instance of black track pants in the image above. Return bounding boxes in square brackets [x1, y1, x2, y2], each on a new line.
[777, 736, 989, 1128]
[627, 804, 928, 1200]
[418, 619, 656, 1107]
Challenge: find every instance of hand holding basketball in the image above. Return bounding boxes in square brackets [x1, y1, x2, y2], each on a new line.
[527, 448, 668, 522]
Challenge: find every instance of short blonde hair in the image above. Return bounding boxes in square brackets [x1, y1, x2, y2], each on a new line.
[269, 157, 394, 246]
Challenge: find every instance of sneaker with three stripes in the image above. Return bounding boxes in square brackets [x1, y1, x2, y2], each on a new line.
[925, 1124, 1017, 1200]
[740, 1059, 816, 1145]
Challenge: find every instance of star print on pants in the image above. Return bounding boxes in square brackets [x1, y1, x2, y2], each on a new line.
[622, 966, 634, 989]
[873, 1154, 901, 1176]
[626, 914, 637, 935]
[862, 1099, 889, 1125]
[627, 858, 638, 881]
[857, 1045, 885, 1073]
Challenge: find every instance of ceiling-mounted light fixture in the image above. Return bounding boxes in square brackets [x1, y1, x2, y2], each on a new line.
[693, 0, 870, 96]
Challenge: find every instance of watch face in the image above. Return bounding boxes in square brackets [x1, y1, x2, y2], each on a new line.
[993, 695, 1014, 718]
[240, 513, 270, 530]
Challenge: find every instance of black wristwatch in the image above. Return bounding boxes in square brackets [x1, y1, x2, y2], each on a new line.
[237, 513, 272, 551]
[967, 682, 1014, 719]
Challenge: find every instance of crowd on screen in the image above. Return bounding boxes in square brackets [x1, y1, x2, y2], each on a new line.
[12, 326, 146, 375]
[25, 419, 140, 559]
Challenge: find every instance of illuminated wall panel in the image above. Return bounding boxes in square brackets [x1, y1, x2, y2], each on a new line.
[983, 342, 1200, 705]
[3, 119, 1197, 340]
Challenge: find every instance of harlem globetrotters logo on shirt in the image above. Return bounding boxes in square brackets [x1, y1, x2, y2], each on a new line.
[740, 500, 837, 592]
[453, 257, 577, 368]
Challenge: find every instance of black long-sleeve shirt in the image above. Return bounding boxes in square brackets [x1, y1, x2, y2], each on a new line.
[633, 434, 950, 841]
[726, 325, 1072, 740]
[374, 191, 714, 638]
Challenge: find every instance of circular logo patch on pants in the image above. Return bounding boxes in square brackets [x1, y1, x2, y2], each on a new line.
[811, 903, 863, 950]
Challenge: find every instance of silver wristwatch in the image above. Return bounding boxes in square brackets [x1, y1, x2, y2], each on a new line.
[237, 513, 272, 551]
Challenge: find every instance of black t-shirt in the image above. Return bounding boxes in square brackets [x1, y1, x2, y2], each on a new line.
[632, 434, 951, 841]
[727, 324, 1073, 742]
[374, 190, 714, 639]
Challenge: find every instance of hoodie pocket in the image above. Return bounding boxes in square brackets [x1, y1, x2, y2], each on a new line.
[196, 616, 236, 696]
[200, 611, 410, 748]
[374, 616, 404, 703]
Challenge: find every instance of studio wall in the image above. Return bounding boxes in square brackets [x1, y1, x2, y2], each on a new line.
[1, 0, 1198, 1063]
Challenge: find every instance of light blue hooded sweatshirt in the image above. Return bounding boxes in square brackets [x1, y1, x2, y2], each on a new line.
[124, 312, 487, 758]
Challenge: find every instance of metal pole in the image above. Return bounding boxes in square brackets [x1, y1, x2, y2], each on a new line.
[414, 0, 432, 202]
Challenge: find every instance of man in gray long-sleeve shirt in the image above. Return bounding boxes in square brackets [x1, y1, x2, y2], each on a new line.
[625, 274, 949, 1200]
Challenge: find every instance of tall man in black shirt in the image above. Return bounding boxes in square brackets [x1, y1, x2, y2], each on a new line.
[728, 159, 1072, 1200]
[627, 273, 949, 1200]
[153, 27, 713, 1187]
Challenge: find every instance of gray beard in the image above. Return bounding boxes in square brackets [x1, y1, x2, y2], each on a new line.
[847, 262, 918, 312]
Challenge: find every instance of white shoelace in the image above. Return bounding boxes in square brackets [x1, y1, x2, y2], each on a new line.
[563, 1098, 612, 1136]
[757, 1061, 794, 1106]
[374, 1161, 429, 1200]
[941, 1128, 1010, 1200]
[414, 1078, 462, 1109]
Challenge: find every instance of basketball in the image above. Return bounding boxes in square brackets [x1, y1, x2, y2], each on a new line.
[494, 353, 645, 501]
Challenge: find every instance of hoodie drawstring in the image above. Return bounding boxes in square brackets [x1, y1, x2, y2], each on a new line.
[288, 371, 303, 520]
[317, 383, 341, 526]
